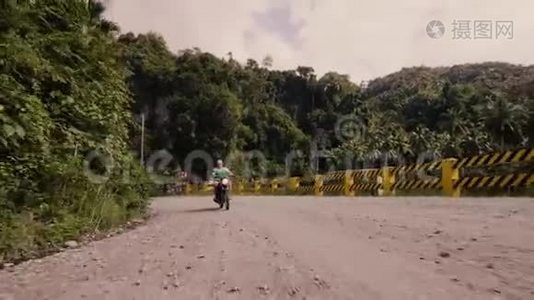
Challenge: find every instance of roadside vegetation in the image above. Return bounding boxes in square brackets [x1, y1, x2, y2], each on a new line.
[0, 1, 153, 263]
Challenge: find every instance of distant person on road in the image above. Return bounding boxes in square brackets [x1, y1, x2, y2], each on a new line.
[210, 159, 233, 202]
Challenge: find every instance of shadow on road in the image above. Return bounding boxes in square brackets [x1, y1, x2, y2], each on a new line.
[180, 207, 223, 213]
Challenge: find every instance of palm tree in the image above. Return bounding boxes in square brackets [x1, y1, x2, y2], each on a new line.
[438, 107, 470, 135]
[482, 95, 528, 149]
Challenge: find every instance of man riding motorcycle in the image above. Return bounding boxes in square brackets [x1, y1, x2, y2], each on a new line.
[210, 159, 233, 204]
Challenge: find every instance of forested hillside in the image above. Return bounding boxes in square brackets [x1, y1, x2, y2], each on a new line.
[1, 0, 533, 262]
[123, 32, 534, 177]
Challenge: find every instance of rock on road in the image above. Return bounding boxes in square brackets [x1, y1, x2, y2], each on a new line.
[2, 196, 534, 300]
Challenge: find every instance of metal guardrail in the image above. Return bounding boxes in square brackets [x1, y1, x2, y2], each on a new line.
[180, 148, 534, 198]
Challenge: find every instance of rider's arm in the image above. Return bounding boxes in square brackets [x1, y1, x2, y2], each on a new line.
[209, 170, 217, 184]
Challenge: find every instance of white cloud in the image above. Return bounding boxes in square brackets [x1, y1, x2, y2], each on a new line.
[104, 0, 534, 82]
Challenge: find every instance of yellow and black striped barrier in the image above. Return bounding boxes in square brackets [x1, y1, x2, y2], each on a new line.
[454, 173, 532, 190]
[320, 171, 345, 194]
[350, 169, 382, 194]
[392, 178, 441, 191]
[320, 184, 344, 193]
[391, 160, 441, 177]
[259, 180, 271, 194]
[452, 147, 534, 195]
[453, 148, 534, 169]
[296, 178, 315, 194]
[391, 160, 442, 193]
[182, 148, 534, 198]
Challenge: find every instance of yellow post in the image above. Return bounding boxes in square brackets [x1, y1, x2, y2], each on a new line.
[246, 180, 251, 194]
[271, 178, 278, 194]
[343, 171, 354, 196]
[375, 174, 383, 196]
[441, 158, 460, 198]
[185, 183, 192, 195]
[261, 180, 268, 194]
[254, 179, 261, 194]
[288, 177, 299, 194]
[279, 178, 286, 194]
[235, 180, 243, 195]
[203, 182, 210, 194]
[382, 167, 395, 196]
[314, 175, 324, 196]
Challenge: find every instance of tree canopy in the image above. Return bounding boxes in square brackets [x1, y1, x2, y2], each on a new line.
[121, 33, 533, 175]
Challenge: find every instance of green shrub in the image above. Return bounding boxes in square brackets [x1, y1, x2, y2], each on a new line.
[0, 0, 154, 263]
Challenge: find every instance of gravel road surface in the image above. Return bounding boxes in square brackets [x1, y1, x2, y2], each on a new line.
[1, 196, 534, 300]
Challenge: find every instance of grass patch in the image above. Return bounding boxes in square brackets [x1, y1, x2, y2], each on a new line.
[0, 158, 153, 264]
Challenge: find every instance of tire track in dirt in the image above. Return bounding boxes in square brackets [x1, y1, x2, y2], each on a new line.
[205, 214, 341, 300]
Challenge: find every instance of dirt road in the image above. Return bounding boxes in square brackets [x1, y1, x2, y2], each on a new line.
[1, 196, 534, 300]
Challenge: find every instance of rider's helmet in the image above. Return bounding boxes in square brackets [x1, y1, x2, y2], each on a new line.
[216, 159, 223, 167]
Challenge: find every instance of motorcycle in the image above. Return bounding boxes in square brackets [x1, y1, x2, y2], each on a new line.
[214, 178, 230, 210]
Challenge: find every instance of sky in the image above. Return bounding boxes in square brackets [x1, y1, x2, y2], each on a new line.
[103, 0, 534, 82]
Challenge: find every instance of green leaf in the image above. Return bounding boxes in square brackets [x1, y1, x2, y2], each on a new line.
[3, 124, 15, 137]
[14, 124, 25, 138]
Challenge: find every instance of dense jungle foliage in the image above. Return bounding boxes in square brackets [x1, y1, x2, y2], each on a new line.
[1, 0, 533, 261]
[0, 1, 153, 262]
[124, 34, 534, 178]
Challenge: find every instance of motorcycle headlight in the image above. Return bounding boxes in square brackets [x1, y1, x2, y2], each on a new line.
[221, 178, 229, 185]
